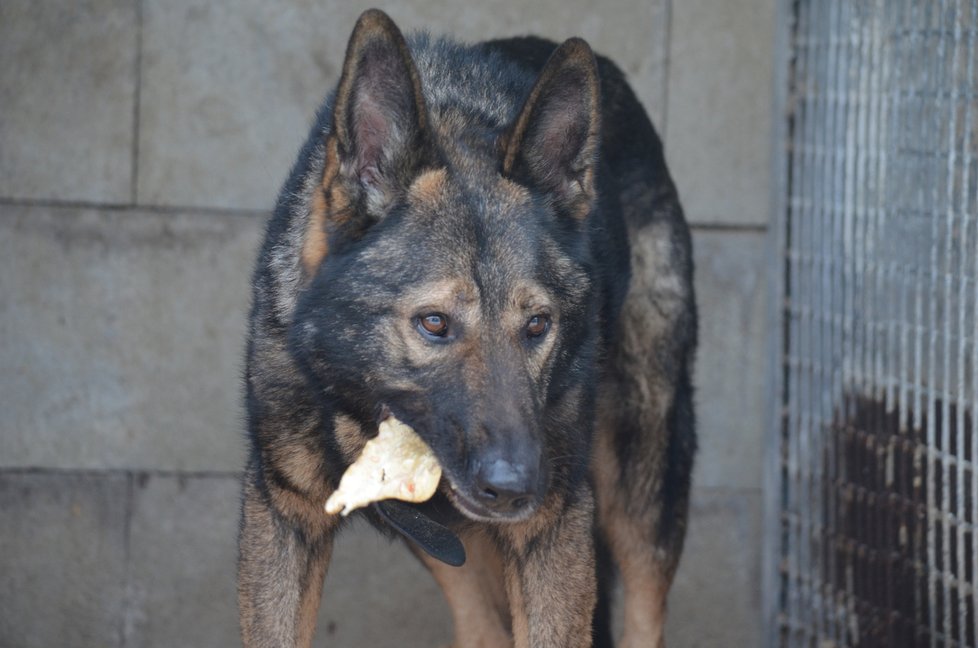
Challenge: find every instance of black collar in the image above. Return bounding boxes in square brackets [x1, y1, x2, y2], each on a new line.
[374, 500, 466, 567]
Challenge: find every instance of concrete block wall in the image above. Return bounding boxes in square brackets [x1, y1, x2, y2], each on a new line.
[0, 1, 774, 645]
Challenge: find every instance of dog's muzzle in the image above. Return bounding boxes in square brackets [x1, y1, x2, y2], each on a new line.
[472, 457, 541, 515]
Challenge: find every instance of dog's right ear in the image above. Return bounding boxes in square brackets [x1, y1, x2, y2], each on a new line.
[332, 9, 434, 210]
[302, 9, 434, 277]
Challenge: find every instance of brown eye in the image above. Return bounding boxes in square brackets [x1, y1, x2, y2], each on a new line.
[525, 314, 550, 339]
[418, 313, 450, 338]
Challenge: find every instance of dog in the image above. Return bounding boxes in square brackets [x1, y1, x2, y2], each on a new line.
[237, 9, 696, 648]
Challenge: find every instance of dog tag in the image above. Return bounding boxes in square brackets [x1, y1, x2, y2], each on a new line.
[374, 500, 466, 567]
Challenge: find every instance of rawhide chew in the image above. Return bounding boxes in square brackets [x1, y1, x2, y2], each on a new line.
[324, 415, 442, 516]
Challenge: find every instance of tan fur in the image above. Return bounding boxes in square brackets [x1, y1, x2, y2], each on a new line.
[497, 489, 562, 554]
[394, 279, 483, 370]
[503, 283, 554, 320]
[503, 282, 558, 376]
[592, 423, 674, 648]
[295, 544, 332, 648]
[504, 568, 530, 648]
[239, 471, 335, 648]
[390, 276, 559, 396]
[275, 445, 327, 497]
[411, 488, 597, 648]
[498, 489, 597, 648]
[302, 137, 352, 277]
[497, 176, 532, 207]
[619, 572, 670, 648]
[397, 279, 480, 315]
[622, 219, 691, 388]
[586, 215, 695, 647]
[415, 533, 512, 648]
[302, 188, 329, 277]
[408, 168, 448, 205]
[265, 483, 327, 536]
[333, 413, 368, 463]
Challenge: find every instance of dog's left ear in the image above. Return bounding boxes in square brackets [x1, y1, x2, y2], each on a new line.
[502, 38, 601, 219]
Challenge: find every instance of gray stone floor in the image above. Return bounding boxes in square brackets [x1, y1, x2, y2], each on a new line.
[0, 1, 774, 645]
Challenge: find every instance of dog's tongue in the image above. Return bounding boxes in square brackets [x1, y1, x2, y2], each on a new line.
[373, 500, 466, 567]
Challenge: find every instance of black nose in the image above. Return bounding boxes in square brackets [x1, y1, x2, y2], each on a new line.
[474, 458, 539, 513]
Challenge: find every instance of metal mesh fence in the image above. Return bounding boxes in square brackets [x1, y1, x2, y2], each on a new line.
[775, 1, 978, 646]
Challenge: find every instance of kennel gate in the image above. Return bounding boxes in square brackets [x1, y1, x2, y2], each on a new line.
[768, 0, 978, 646]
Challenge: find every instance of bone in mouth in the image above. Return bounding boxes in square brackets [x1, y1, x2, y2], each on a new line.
[324, 415, 442, 516]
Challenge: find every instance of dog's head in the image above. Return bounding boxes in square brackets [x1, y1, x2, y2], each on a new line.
[290, 10, 602, 522]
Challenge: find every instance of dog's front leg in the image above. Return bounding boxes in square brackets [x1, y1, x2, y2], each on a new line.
[238, 464, 335, 648]
[498, 487, 597, 648]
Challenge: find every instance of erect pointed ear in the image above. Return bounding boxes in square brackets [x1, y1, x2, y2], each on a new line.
[301, 10, 434, 277]
[332, 9, 433, 213]
[502, 38, 601, 219]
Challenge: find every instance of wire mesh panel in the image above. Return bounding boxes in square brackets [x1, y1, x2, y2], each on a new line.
[775, 1, 978, 646]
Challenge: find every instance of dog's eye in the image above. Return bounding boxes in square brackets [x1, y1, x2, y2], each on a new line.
[418, 313, 450, 338]
[525, 314, 550, 339]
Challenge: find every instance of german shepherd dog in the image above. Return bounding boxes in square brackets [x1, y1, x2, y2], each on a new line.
[238, 9, 696, 647]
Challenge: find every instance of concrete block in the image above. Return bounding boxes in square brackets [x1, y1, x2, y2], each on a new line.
[692, 230, 768, 490]
[666, 488, 762, 646]
[124, 474, 241, 646]
[392, 0, 670, 127]
[0, 205, 263, 471]
[124, 472, 451, 646]
[665, 0, 776, 225]
[0, 471, 128, 648]
[0, 0, 136, 203]
[0, 473, 755, 647]
[138, 0, 667, 210]
[122, 482, 756, 647]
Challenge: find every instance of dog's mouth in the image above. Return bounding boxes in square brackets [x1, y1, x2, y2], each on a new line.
[438, 470, 540, 524]
[358, 408, 541, 567]
[378, 407, 540, 524]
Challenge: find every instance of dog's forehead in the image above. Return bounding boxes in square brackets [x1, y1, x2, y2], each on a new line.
[396, 169, 566, 307]
[404, 165, 539, 252]
[407, 166, 531, 214]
